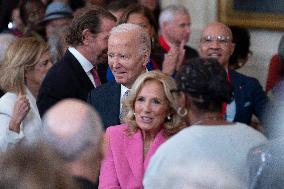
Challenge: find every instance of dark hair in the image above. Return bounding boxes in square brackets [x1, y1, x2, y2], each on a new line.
[119, 4, 158, 34]
[65, 5, 116, 46]
[176, 58, 233, 112]
[118, 4, 161, 51]
[229, 26, 251, 69]
[106, 0, 134, 12]
[19, 0, 45, 25]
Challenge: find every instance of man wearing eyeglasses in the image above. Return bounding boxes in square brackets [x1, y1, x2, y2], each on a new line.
[198, 22, 268, 127]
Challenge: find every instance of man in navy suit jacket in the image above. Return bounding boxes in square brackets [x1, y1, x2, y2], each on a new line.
[198, 22, 268, 125]
[88, 23, 151, 129]
[37, 6, 116, 116]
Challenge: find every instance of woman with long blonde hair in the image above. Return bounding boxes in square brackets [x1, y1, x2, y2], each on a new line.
[0, 37, 52, 151]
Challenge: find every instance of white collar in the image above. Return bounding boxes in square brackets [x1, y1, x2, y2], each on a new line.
[121, 85, 129, 98]
[68, 47, 94, 72]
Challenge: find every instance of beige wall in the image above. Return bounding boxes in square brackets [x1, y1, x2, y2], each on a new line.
[160, 0, 283, 87]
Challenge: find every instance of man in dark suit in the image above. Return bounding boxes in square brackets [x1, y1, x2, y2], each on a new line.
[37, 6, 116, 116]
[158, 4, 199, 75]
[198, 22, 268, 126]
[88, 23, 150, 129]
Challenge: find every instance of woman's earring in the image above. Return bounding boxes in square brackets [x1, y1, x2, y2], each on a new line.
[166, 114, 171, 121]
[177, 107, 188, 117]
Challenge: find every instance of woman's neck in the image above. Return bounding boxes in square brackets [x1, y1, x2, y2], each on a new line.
[26, 81, 39, 98]
[142, 128, 161, 157]
[190, 112, 228, 126]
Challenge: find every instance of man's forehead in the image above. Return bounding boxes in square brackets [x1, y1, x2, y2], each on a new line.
[202, 24, 232, 37]
[109, 32, 139, 44]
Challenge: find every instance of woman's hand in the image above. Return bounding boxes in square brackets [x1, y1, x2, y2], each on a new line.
[9, 94, 30, 133]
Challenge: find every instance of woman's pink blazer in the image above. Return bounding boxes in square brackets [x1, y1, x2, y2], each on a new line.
[99, 124, 167, 189]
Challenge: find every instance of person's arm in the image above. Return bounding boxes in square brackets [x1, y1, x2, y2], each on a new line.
[99, 129, 121, 189]
[8, 94, 30, 133]
[0, 94, 29, 151]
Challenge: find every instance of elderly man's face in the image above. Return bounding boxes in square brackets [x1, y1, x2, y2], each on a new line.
[108, 32, 148, 88]
[164, 13, 191, 45]
[198, 23, 235, 68]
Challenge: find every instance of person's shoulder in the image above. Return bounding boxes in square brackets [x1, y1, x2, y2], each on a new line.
[107, 124, 128, 133]
[0, 92, 17, 112]
[89, 81, 119, 95]
[232, 122, 267, 141]
[0, 92, 17, 103]
[184, 45, 199, 57]
[230, 70, 261, 87]
[230, 69, 257, 81]
[106, 125, 128, 142]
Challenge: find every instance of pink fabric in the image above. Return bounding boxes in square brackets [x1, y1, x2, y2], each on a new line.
[99, 124, 167, 189]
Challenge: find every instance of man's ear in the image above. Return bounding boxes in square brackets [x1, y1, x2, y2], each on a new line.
[82, 29, 91, 45]
[230, 42, 236, 56]
[142, 49, 150, 67]
[162, 21, 169, 32]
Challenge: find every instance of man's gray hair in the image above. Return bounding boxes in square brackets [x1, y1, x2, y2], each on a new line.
[110, 23, 151, 55]
[0, 34, 17, 64]
[41, 99, 103, 161]
[159, 4, 189, 28]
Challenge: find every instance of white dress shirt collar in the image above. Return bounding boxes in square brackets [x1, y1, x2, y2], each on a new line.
[68, 47, 93, 72]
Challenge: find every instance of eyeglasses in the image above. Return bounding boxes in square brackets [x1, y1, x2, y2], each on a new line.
[200, 35, 232, 45]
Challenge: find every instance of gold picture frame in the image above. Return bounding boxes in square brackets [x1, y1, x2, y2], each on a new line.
[218, 0, 284, 30]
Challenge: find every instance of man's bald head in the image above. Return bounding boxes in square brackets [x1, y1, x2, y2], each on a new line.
[204, 22, 233, 39]
[42, 99, 103, 161]
[198, 22, 235, 68]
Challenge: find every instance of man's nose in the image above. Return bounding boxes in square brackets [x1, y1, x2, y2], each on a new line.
[209, 40, 221, 49]
[185, 26, 191, 34]
[111, 57, 120, 68]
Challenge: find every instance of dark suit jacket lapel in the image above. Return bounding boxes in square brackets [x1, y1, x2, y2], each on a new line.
[101, 82, 121, 128]
[230, 70, 244, 122]
[109, 83, 121, 126]
[66, 50, 94, 91]
[97, 63, 108, 84]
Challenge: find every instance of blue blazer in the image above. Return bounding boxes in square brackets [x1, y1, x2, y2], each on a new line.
[230, 69, 268, 125]
[87, 81, 121, 129]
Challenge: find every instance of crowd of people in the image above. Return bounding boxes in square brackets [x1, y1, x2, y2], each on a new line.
[0, 0, 283, 189]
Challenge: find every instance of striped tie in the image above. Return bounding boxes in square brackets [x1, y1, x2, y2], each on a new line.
[119, 90, 130, 123]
